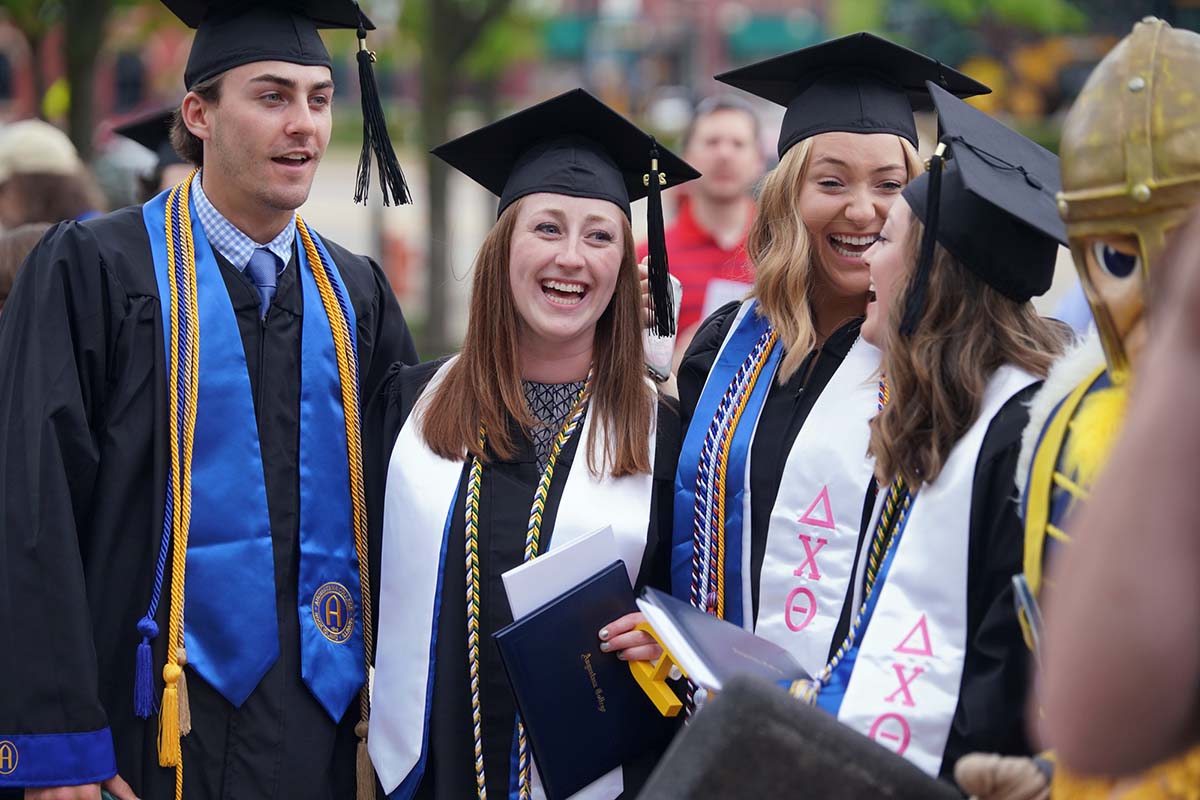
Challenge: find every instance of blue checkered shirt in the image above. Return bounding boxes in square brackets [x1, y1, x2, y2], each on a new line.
[191, 173, 295, 273]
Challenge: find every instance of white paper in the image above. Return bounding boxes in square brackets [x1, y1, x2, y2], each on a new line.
[636, 597, 720, 691]
[501, 525, 622, 619]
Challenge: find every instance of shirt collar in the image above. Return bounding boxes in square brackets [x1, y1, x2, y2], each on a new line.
[190, 172, 296, 271]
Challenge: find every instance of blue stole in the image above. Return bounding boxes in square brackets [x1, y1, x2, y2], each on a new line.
[671, 302, 781, 627]
[142, 187, 365, 720]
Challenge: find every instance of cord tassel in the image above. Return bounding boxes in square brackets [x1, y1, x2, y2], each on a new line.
[159, 663, 182, 767]
[645, 138, 675, 337]
[176, 648, 192, 736]
[900, 143, 946, 336]
[356, 719, 374, 800]
[133, 617, 158, 718]
[354, 24, 411, 207]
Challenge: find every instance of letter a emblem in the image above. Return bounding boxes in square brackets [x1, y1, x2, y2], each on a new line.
[798, 485, 836, 530]
[894, 614, 934, 657]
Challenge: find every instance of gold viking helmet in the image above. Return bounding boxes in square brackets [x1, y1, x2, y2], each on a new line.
[1058, 17, 1200, 383]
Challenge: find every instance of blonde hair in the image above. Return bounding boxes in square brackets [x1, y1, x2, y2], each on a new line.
[869, 227, 1068, 488]
[421, 198, 654, 477]
[749, 135, 924, 381]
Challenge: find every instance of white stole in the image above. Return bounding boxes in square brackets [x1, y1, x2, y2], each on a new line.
[370, 358, 658, 797]
[755, 335, 881, 674]
[696, 301, 881, 665]
[835, 365, 1036, 776]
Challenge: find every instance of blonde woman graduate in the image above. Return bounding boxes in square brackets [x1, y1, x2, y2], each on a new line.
[673, 32, 987, 684]
[367, 90, 699, 800]
[798, 83, 1068, 779]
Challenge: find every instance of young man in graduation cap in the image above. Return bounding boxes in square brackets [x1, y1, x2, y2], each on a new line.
[0, 1, 417, 798]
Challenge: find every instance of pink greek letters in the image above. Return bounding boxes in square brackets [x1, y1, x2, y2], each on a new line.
[782, 486, 836, 633]
[784, 587, 817, 632]
[868, 614, 935, 753]
[868, 713, 913, 755]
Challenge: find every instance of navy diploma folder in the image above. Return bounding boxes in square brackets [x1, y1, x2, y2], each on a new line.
[494, 561, 675, 799]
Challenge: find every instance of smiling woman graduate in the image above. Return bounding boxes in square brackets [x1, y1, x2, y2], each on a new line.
[367, 90, 698, 800]
[671, 32, 987, 692]
[796, 82, 1069, 778]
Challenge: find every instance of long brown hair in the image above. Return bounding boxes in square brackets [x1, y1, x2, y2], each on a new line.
[749, 135, 924, 382]
[420, 197, 654, 477]
[869, 220, 1067, 488]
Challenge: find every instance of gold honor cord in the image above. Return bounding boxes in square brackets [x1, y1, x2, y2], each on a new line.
[295, 217, 377, 800]
[466, 377, 592, 800]
[159, 170, 202, 800]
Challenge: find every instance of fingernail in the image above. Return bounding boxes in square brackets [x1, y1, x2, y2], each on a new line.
[600, 641, 611, 652]
[598, 628, 609, 640]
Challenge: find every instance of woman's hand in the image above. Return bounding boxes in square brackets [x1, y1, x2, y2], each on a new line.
[638, 257, 654, 328]
[27, 773, 140, 800]
[598, 612, 662, 662]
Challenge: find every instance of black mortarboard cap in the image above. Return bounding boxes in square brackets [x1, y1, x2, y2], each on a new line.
[433, 89, 701, 336]
[161, 0, 410, 206]
[115, 109, 187, 168]
[899, 82, 1065, 333]
[715, 32, 990, 158]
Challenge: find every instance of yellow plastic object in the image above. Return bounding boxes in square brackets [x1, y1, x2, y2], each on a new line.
[627, 621, 685, 717]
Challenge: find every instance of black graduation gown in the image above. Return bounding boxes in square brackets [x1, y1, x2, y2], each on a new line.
[938, 384, 1038, 777]
[376, 360, 679, 800]
[0, 206, 417, 799]
[676, 301, 878, 636]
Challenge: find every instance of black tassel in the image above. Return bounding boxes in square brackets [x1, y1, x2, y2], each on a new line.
[646, 138, 675, 337]
[355, 24, 411, 206]
[899, 143, 945, 337]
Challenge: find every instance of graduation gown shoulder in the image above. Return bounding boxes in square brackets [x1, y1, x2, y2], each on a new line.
[0, 205, 416, 796]
[941, 381, 1041, 777]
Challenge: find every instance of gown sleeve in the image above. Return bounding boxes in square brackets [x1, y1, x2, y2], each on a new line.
[0, 222, 120, 787]
[941, 386, 1040, 778]
[639, 393, 681, 592]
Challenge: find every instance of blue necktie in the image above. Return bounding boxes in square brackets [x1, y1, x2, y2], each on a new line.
[245, 248, 280, 318]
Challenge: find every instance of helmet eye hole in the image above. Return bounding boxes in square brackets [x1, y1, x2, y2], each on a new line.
[1091, 240, 1139, 278]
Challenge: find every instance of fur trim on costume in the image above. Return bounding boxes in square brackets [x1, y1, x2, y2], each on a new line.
[1016, 330, 1105, 505]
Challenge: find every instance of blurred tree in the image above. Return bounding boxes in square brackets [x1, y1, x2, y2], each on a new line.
[1, 0, 143, 160]
[410, 0, 544, 356]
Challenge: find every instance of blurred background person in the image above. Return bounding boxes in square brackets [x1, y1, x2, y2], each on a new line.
[0, 222, 49, 313]
[115, 107, 196, 201]
[0, 119, 104, 228]
[638, 94, 764, 359]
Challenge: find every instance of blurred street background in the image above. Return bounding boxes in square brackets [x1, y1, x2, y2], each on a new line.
[0, 0, 1197, 355]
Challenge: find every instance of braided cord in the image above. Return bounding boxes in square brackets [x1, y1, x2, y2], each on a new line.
[159, 172, 202, 799]
[466, 378, 591, 799]
[690, 328, 777, 617]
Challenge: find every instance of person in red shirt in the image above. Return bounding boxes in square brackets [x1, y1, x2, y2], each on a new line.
[639, 95, 765, 358]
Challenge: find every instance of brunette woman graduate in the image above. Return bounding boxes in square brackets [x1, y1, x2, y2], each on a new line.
[792, 82, 1068, 779]
[673, 32, 987, 682]
[367, 90, 698, 800]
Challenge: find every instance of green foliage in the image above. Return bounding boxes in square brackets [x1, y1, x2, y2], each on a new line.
[828, 0, 888, 34]
[462, 4, 544, 79]
[919, 0, 1087, 31]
